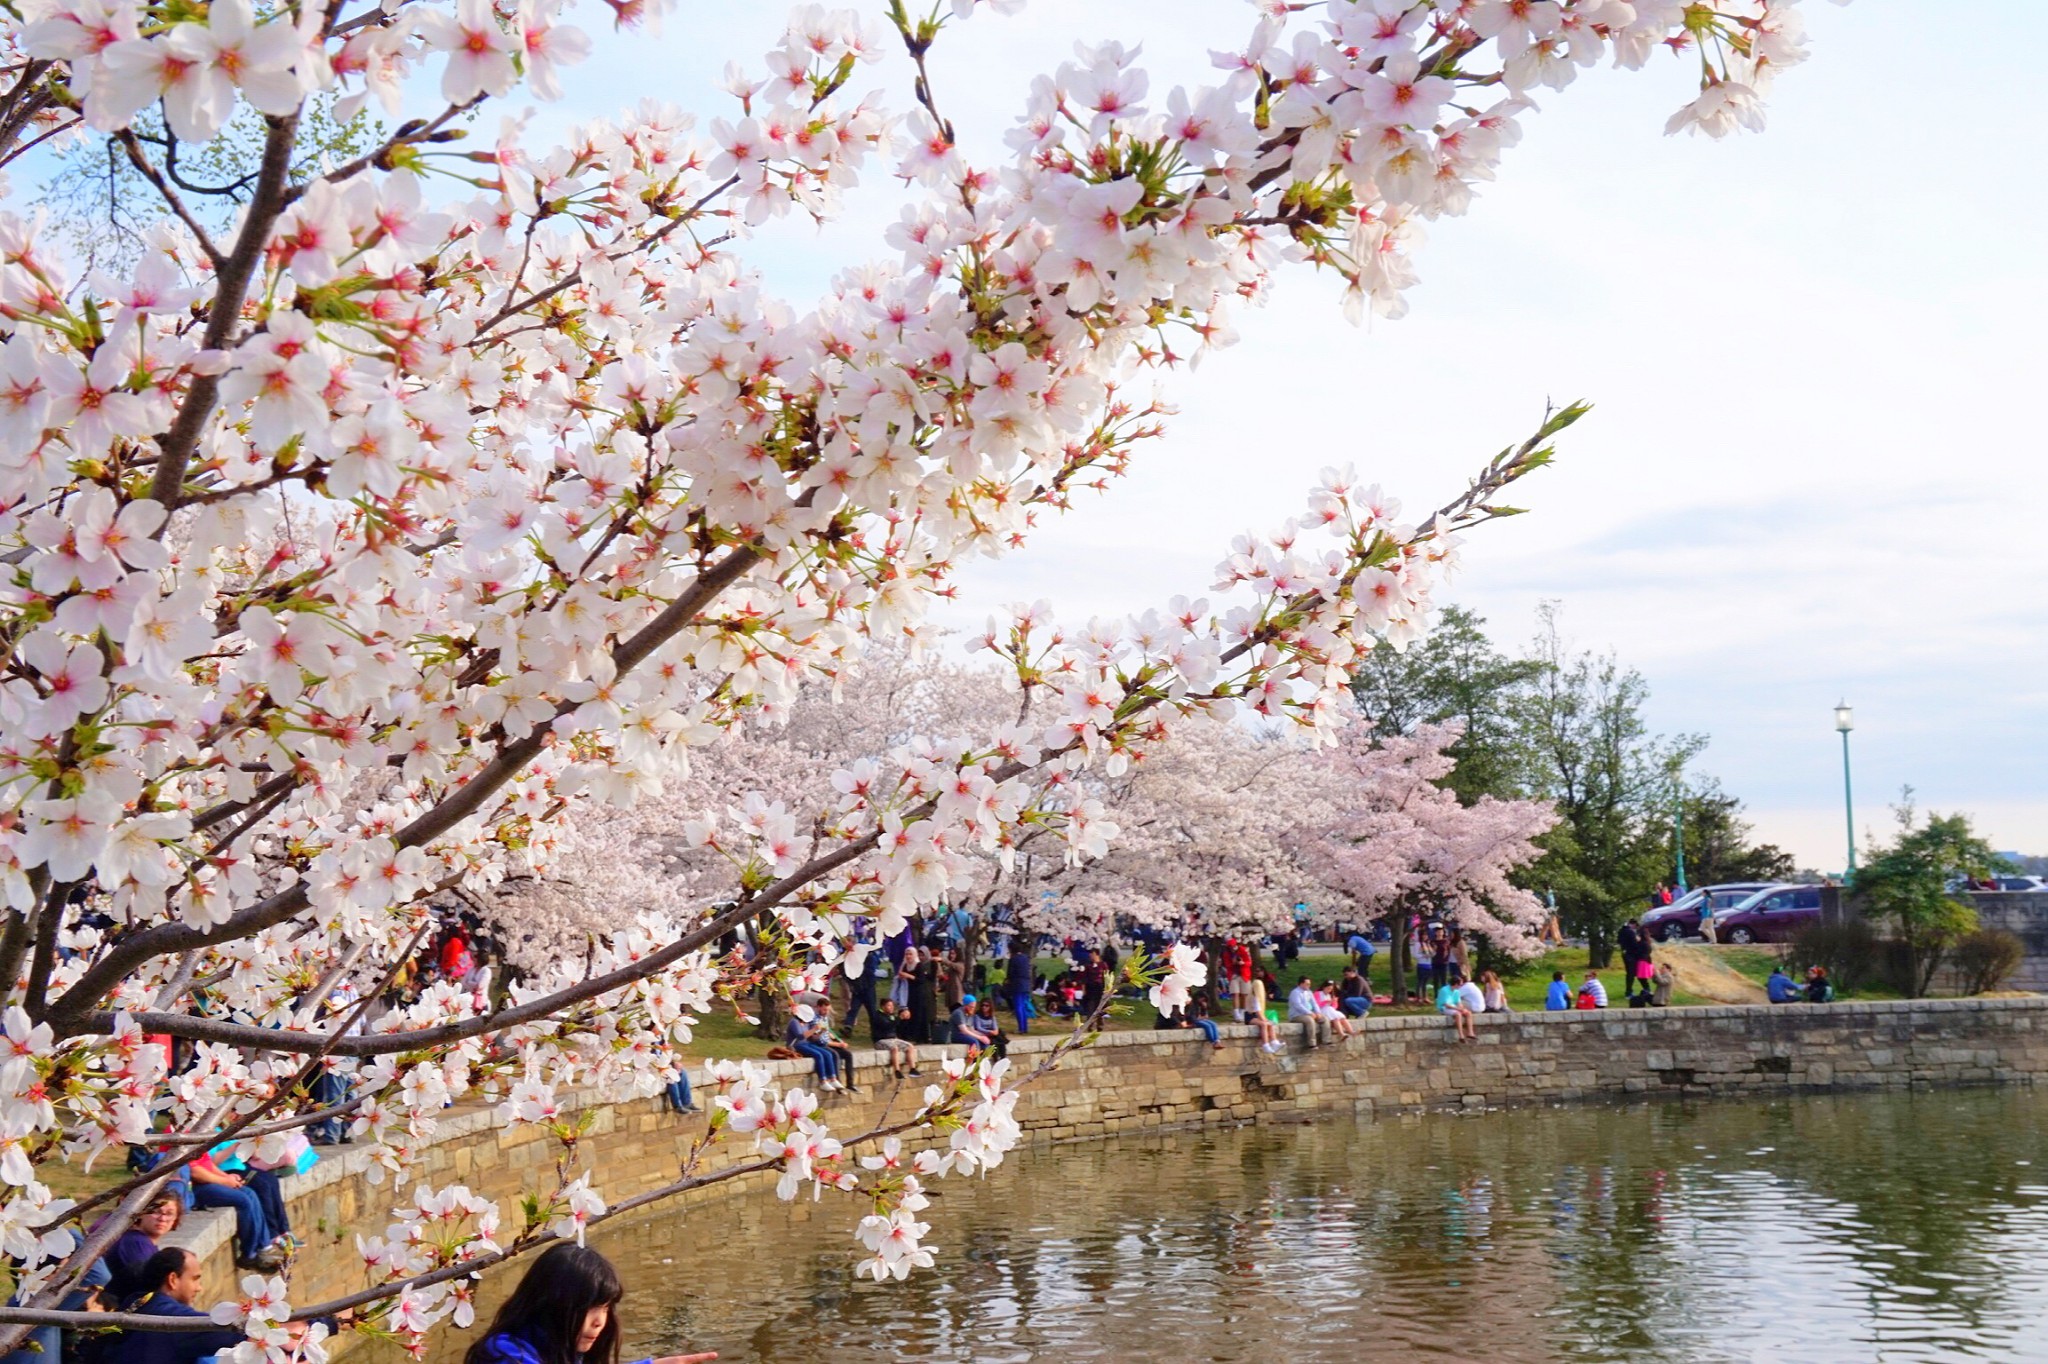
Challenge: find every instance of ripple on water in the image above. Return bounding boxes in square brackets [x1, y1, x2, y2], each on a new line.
[386, 1089, 2048, 1364]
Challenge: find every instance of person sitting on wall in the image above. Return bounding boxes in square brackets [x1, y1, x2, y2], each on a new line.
[949, 994, 995, 1055]
[111, 1248, 340, 1364]
[1767, 966, 1802, 1004]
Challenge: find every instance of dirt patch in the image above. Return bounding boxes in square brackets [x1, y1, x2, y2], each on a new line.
[1657, 943, 1769, 1004]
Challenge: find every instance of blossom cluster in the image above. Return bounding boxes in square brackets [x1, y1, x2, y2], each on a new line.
[0, 0, 1816, 1345]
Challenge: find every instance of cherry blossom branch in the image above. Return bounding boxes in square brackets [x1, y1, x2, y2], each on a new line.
[145, 111, 301, 509]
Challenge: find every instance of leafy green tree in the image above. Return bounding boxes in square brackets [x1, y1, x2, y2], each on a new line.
[1509, 604, 1701, 966]
[1853, 797, 2006, 997]
[1349, 605, 1543, 804]
[1675, 777, 1797, 886]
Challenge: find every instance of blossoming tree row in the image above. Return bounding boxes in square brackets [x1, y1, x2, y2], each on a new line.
[0, 0, 1815, 1351]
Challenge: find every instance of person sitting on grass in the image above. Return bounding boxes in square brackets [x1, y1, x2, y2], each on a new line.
[1576, 971, 1608, 1009]
[1544, 970, 1573, 1011]
[1805, 965, 1835, 1004]
[1767, 966, 1802, 1004]
[1436, 971, 1478, 1042]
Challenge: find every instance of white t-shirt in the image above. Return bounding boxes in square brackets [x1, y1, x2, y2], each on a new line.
[1458, 981, 1485, 1013]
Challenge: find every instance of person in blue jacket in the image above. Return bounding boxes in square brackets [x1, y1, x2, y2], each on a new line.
[1543, 971, 1573, 1011]
[466, 1244, 718, 1364]
[110, 1246, 334, 1364]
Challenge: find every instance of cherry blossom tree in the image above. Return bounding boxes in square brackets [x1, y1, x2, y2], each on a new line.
[1299, 720, 1558, 985]
[0, 0, 1820, 1351]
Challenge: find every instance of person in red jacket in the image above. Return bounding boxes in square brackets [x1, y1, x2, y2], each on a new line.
[1224, 939, 1254, 1022]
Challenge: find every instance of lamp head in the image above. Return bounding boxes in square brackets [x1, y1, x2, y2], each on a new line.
[1834, 701, 1854, 733]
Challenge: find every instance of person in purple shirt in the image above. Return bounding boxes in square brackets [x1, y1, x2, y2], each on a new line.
[104, 1193, 181, 1305]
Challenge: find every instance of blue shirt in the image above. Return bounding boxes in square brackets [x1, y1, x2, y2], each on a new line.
[1544, 980, 1573, 1011]
[110, 1295, 247, 1364]
[1767, 971, 1801, 1003]
[1346, 934, 1375, 959]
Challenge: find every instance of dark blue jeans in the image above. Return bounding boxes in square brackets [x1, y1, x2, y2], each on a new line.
[311, 1068, 350, 1142]
[664, 1073, 693, 1111]
[1341, 997, 1372, 1017]
[196, 1179, 271, 1259]
[792, 1040, 838, 1084]
[1191, 1018, 1220, 1044]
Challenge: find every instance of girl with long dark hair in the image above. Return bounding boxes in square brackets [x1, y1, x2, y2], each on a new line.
[465, 1244, 716, 1364]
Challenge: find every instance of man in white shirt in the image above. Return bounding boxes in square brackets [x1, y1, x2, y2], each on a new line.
[1457, 974, 1486, 1016]
[1580, 971, 1608, 1008]
[1287, 980, 1320, 1021]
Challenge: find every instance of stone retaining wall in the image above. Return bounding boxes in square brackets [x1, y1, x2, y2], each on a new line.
[168, 996, 2048, 1315]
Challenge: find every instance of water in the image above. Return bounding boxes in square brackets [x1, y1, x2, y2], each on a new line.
[450, 1089, 2048, 1363]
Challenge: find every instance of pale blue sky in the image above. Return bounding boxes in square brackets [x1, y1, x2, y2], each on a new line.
[524, 0, 2048, 869]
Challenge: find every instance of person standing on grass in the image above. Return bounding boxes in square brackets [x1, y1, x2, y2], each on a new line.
[840, 932, 881, 1043]
[1007, 941, 1035, 1033]
[1618, 918, 1647, 1002]
[1346, 929, 1376, 977]
[1224, 938, 1254, 1022]
[1078, 947, 1110, 1018]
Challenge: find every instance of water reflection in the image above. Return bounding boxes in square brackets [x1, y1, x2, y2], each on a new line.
[423, 1090, 2048, 1363]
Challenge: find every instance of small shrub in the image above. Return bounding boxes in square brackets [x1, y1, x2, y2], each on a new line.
[1788, 920, 1882, 994]
[1950, 929, 2025, 995]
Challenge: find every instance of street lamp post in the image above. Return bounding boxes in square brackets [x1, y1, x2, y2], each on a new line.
[1672, 765, 1688, 894]
[1835, 701, 1856, 877]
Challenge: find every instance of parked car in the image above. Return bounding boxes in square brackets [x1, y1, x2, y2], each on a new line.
[1642, 882, 1776, 942]
[1712, 884, 1824, 944]
[1993, 876, 2048, 893]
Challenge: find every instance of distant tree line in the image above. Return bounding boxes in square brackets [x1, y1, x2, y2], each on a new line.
[1350, 602, 1798, 966]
